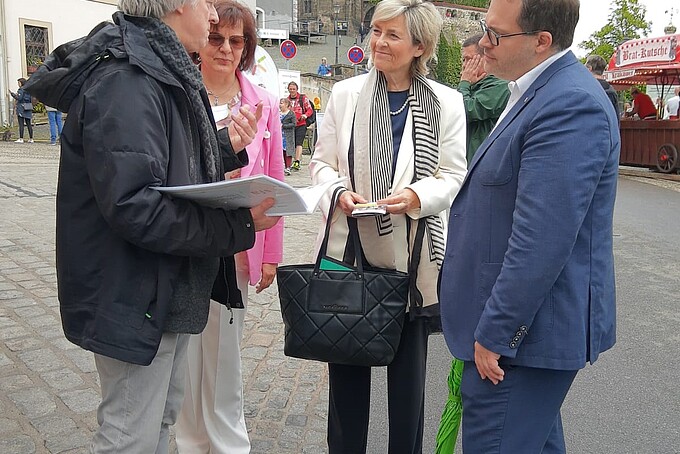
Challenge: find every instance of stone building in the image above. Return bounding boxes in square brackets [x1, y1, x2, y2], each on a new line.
[295, 1, 487, 45]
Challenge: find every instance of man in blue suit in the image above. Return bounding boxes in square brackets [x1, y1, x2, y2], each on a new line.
[439, 0, 620, 452]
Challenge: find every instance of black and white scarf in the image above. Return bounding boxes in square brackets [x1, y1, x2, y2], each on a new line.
[131, 15, 220, 183]
[352, 68, 446, 270]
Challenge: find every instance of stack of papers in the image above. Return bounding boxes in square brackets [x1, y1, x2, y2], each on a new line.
[153, 175, 345, 216]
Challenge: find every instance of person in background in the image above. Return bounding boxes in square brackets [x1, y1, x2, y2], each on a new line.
[663, 87, 679, 120]
[280, 97, 296, 175]
[45, 105, 63, 145]
[9, 78, 34, 143]
[175, 2, 284, 453]
[439, 0, 620, 452]
[626, 86, 657, 119]
[23, 0, 280, 451]
[585, 54, 620, 118]
[309, 0, 467, 451]
[317, 56, 332, 76]
[458, 33, 510, 164]
[287, 81, 313, 171]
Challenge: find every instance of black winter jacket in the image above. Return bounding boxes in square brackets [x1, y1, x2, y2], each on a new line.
[25, 13, 254, 366]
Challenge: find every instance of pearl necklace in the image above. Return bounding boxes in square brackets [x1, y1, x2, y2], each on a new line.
[389, 98, 409, 116]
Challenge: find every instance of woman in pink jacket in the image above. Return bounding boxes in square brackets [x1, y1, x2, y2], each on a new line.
[175, 2, 284, 453]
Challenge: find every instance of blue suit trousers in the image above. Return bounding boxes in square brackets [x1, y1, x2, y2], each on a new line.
[461, 362, 577, 453]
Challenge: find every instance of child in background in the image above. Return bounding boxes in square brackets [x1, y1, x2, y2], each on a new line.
[280, 97, 296, 176]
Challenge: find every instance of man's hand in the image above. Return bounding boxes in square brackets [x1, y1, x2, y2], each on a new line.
[474, 341, 504, 385]
[378, 188, 421, 215]
[229, 102, 263, 152]
[461, 54, 486, 85]
[249, 198, 280, 232]
[256, 263, 277, 293]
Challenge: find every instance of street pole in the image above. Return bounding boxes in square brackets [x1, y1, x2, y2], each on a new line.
[334, 17, 339, 66]
[334, 4, 341, 69]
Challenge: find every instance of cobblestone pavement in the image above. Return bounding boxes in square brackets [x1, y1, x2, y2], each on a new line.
[0, 140, 328, 453]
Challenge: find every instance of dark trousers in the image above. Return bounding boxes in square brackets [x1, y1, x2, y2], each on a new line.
[17, 116, 33, 139]
[327, 316, 429, 454]
[460, 362, 578, 453]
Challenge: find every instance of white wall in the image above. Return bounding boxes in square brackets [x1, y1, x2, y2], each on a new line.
[4, 0, 116, 82]
[2, 0, 116, 124]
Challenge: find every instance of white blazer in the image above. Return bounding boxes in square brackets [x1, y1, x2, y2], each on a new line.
[309, 74, 467, 307]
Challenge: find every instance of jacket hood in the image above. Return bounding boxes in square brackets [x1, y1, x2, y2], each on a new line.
[24, 12, 178, 113]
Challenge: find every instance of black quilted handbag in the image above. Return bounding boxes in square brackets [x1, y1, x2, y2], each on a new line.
[276, 189, 409, 367]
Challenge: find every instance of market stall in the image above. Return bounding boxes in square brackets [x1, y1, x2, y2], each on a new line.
[605, 34, 680, 173]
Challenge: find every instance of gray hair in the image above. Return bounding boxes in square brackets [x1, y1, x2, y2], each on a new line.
[585, 55, 607, 75]
[118, 0, 198, 19]
[370, 0, 442, 77]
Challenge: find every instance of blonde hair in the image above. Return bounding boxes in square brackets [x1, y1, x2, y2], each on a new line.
[369, 0, 442, 76]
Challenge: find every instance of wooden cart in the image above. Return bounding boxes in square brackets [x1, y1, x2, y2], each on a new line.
[605, 34, 680, 173]
[620, 119, 680, 173]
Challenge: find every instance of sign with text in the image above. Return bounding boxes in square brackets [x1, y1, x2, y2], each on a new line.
[258, 29, 289, 40]
[278, 69, 301, 99]
[615, 35, 677, 67]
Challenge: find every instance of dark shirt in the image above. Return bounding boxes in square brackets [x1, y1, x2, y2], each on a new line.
[388, 90, 409, 179]
[597, 79, 620, 119]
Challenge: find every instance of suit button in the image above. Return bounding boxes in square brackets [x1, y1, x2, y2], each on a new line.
[513, 336, 520, 342]
[516, 331, 523, 337]
[519, 325, 528, 332]
[509, 341, 517, 348]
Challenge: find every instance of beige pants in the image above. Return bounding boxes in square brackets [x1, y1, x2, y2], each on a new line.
[175, 264, 250, 454]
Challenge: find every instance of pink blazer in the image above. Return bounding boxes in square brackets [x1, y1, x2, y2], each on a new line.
[237, 71, 285, 285]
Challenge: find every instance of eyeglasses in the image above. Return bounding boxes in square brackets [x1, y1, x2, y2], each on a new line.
[479, 20, 540, 46]
[208, 33, 247, 50]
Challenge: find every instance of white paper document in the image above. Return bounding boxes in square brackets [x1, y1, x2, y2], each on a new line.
[153, 175, 345, 216]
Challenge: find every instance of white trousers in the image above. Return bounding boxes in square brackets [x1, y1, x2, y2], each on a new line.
[92, 332, 189, 454]
[175, 267, 250, 454]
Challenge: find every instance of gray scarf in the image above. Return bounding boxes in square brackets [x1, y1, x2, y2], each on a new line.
[132, 16, 220, 182]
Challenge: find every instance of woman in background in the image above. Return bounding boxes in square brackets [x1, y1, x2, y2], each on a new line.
[9, 78, 34, 143]
[175, 1, 284, 453]
[309, 0, 467, 451]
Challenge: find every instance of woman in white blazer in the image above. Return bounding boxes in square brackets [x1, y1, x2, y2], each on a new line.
[309, 0, 467, 451]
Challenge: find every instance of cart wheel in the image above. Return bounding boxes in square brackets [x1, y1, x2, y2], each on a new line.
[656, 144, 678, 174]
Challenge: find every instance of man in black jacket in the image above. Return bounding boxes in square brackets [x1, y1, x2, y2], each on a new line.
[24, 0, 280, 451]
[586, 54, 620, 118]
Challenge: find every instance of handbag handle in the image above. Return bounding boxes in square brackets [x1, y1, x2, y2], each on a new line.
[314, 186, 365, 277]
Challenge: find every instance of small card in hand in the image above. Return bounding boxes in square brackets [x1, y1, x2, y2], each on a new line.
[351, 203, 387, 217]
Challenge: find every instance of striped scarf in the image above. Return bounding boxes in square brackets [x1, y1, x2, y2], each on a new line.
[352, 69, 445, 271]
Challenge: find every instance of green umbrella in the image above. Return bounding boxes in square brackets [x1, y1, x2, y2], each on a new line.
[435, 357, 464, 454]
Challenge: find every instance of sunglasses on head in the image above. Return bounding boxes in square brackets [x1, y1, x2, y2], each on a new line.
[208, 33, 247, 49]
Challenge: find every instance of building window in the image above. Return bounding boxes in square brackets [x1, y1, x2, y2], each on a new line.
[24, 25, 49, 75]
[18, 19, 52, 77]
[303, 0, 312, 14]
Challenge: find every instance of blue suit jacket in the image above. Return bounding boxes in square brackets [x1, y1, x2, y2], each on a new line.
[440, 52, 619, 370]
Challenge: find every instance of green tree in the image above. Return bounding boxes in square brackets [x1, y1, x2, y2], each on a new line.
[433, 33, 461, 88]
[579, 0, 651, 60]
[451, 0, 489, 8]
